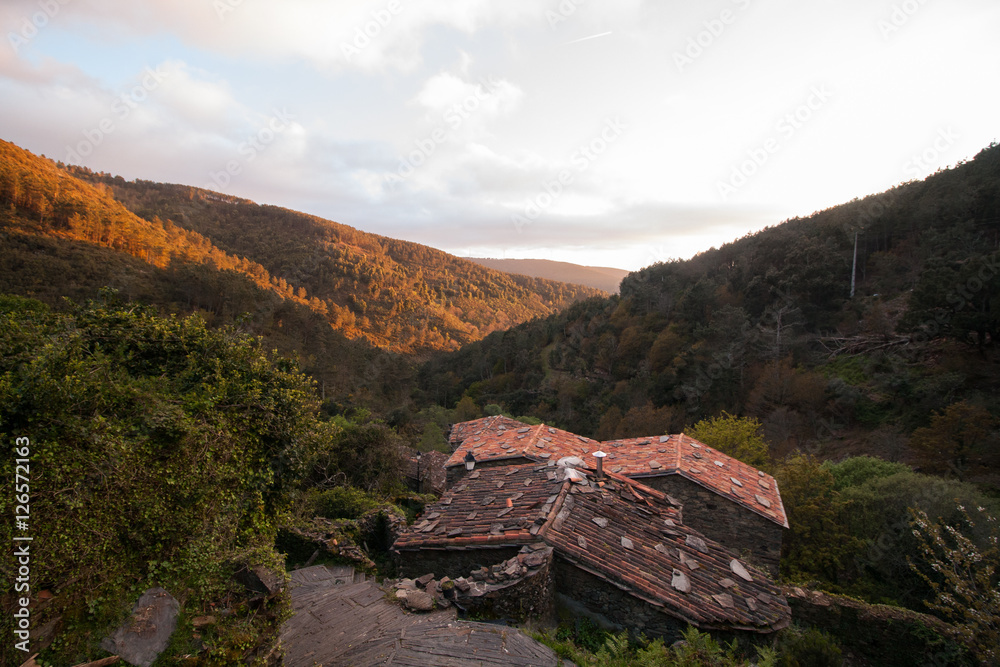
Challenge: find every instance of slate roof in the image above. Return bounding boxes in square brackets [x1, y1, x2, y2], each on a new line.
[404, 449, 449, 495]
[394, 463, 790, 634]
[394, 463, 561, 549]
[445, 419, 787, 528]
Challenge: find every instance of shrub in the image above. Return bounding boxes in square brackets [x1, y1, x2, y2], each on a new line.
[309, 486, 382, 520]
[822, 455, 910, 491]
[777, 626, 843, 667]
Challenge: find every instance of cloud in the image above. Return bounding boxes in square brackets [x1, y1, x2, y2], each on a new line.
[6, 0, 545, 73]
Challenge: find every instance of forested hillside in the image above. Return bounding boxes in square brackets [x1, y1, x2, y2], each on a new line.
[419, 142, 1000, 488]
[62, 163, 605, 353]
[464, 257, 629, 294]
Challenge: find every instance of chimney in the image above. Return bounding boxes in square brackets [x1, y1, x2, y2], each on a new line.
[593, 451, 607, 480]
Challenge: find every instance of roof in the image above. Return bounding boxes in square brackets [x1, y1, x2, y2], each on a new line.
[393, 463, 790, 634]
[446, 419, 787, 528]
[393, 462, 562, 550]
[404, 449, 449, 494]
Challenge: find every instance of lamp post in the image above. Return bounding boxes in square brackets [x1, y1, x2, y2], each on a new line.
[416, 451, 422, 493]
[464, 451, 476, 471]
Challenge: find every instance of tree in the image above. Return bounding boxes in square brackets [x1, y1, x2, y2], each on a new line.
[452, 395, 481, 422]
[910, 506, 1000, 663]
[910, 401, 999, 480]
[775, 454, 858, 583]
[686, 411, 771, 469]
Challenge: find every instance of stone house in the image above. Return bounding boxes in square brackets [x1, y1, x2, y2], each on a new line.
[393, 459, 791, 641]
[442, 417, 787, 574]
[403, 448, 448, 495]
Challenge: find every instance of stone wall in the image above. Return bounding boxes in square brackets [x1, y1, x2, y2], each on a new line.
[642, 474, 782, 575]
[784, 587, 970, 667]
[553, 557, 689, 642]
[395, 545, 523, 580]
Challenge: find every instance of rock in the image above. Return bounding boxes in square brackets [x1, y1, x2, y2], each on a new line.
[454, 578, 471, 593]
[471, 568, 487, 581]
[100, 588, 179, 667]
[191, 616, 216, 629]
[404, 590, 434, 612]
[415, 573, 435, 589]
[730, 559, 753, 582]
[671, 569, 691, 593]
[685, 535, 709, 554]
[523, 551, 548, 568]
[395, 589, 409, 601]
[395, 578, 417, 591]
[235, 564, 283, 597]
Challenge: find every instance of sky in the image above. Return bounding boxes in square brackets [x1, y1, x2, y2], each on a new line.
[1, 1, 998, 271]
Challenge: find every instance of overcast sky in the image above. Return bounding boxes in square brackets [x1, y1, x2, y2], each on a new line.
[1, 1, 997, 270]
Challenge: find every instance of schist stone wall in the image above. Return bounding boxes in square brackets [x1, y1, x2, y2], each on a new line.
[640, 474, 783, 575]
[395, 545, 523, 580]
[553, 559, 688, 642]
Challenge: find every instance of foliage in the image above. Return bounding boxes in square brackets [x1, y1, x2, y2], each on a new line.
[821, 455, 911, 491]
[417, 143, 1000, 461]
[417, 421, 449, 452]
[306, 417, 406, 493]
[0, 292, 322, 664]
[308, 486, 383, 520]
[909, 506, 1000, 663]
[775, 626, 843, 667]
[775, 455, 859, 583]
[534, 624, 776, 667]
[686, 411, 772, 470]
[910, 401, 999, 481]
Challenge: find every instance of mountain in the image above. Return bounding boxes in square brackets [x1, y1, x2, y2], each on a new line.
[419, 142, 1000, 486]
[0, 138, 604, 357]
[463, 257, 629, 294]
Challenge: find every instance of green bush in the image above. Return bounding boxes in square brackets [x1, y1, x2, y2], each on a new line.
[309, 486, 382, 520]
[0, 294, 319, 664]
[777, 627, 843, 667]
[822, 455, 911, 491]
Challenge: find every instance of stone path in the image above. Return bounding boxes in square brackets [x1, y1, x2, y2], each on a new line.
[280, 565, 560, 666]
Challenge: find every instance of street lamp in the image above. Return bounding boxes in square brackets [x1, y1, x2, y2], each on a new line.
[416, 451, 422, 492]
[464, 451, 476, 471]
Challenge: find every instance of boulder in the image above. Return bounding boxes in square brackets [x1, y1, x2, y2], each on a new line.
[100, 588, 179, 667]
[235, 564, 284, 597]
[404, 590, 434, 612]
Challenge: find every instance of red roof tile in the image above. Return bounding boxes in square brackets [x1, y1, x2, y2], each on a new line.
[446, 421, 787, 528]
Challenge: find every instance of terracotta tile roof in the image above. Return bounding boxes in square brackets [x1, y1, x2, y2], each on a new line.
[393, 463, 562, 550]
[446, 421, 787, 528]
[394, 463, 790, 633]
